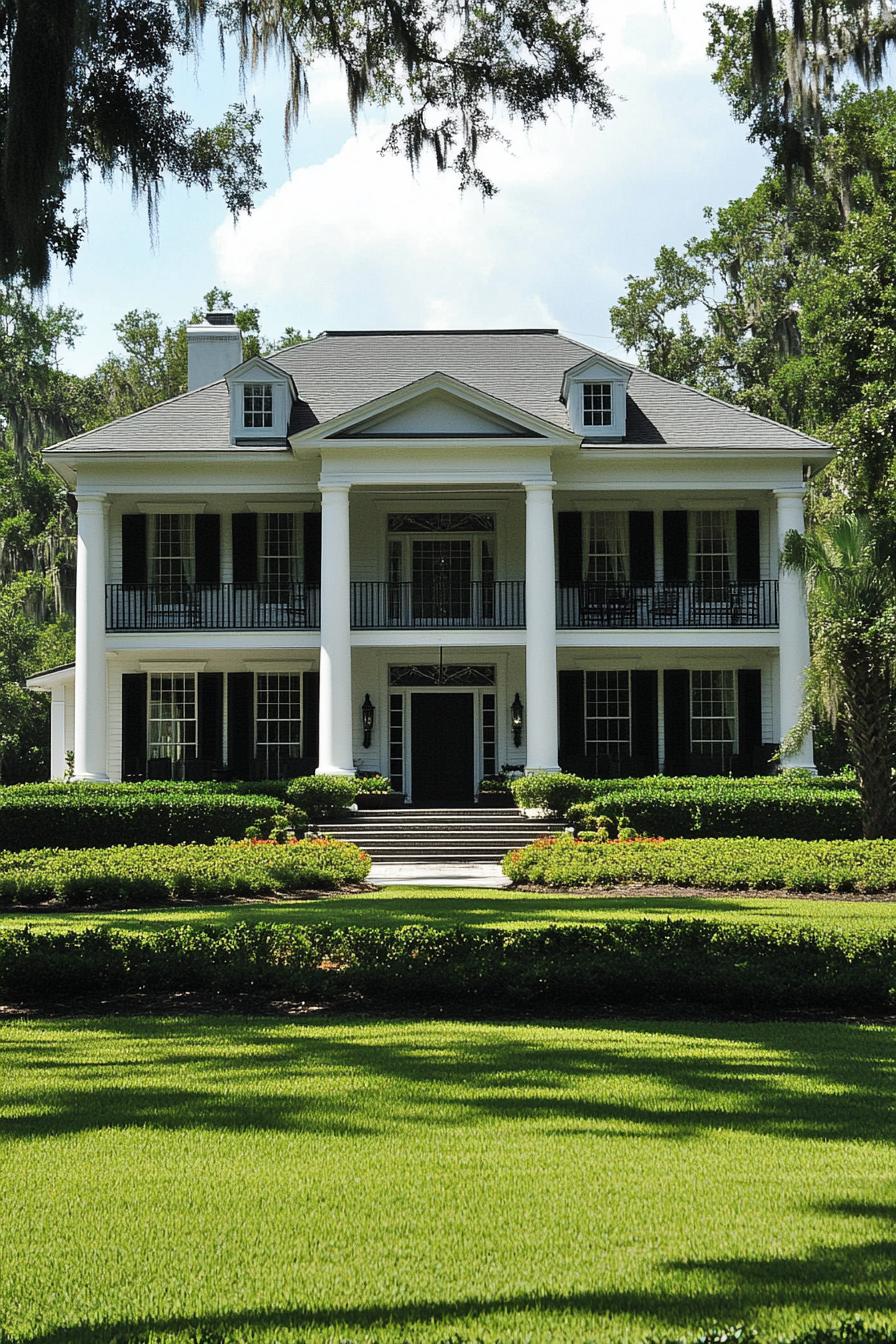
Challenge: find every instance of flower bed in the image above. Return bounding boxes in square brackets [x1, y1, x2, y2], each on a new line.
[502, 832, 896, 893]
[0, 838, 371, 907]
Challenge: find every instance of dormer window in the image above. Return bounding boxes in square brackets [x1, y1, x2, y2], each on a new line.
[582, 382, 613, 428]
[243, 383, 273, 429]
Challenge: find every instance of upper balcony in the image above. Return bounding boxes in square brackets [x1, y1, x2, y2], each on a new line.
[106, 579, 779, 632]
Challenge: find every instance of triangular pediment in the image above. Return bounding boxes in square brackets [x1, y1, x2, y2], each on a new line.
[290, 371, 580, 446]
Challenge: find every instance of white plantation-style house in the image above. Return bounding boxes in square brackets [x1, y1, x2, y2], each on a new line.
[29, 319, 831, 800]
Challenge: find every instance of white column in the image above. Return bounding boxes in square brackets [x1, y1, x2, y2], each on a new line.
[523, 480, 560, 773]
[74, 492, 109, 781]
[317, 483, 354, 776]
[775, 487, 815, 770]
[50, 690, 67, 779]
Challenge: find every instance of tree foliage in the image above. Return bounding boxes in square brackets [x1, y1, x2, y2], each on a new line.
[0, 0, 611, 286]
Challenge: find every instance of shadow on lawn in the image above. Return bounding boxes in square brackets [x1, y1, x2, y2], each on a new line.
[9, 1203, 896, 1343]
[2, 1017, 895, 1146]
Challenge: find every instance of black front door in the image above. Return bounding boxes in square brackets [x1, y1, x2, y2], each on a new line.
[411, 693, 474, 803]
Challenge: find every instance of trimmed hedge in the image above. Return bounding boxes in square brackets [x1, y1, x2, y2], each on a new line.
[1, 919, 895, 1013]
[515, 771, 863, 839]
[502, 833, 896, 893]
[0, 839, 371, 907]
[0, 782, 288, 850]
[286, 773, 360, 818]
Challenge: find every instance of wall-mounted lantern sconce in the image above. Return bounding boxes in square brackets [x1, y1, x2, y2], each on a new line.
[511, 692, 524, 748]
[361, 693, 375, 749]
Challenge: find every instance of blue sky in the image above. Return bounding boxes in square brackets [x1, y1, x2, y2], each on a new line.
[46, 0, 765, 375]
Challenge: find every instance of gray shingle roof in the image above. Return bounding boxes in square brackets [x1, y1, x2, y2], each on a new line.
[46, 328, 830, 454]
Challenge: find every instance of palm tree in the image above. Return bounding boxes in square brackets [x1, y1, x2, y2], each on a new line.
[782, 512, 896, 837]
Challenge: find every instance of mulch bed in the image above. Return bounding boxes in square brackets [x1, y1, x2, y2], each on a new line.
[514, 882, 896, 903]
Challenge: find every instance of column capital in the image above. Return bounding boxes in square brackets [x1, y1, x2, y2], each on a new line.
[318, 481, 351, 496]
[521, 479, 556, 494]
[773, 487, 806, 501]
[75, 491, 108, 509]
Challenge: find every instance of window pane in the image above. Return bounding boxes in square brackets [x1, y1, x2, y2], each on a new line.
[148, 673, 197, 762]
[243, 383, 274, 429]
[690, 670, 736, 758]
[583, 382, 613, 428]
[691, 511, 734, 598]
[152, 515, 194, 600]
[586, 512, 629, 583]
[261, 513, 297, 602]
[256, 673, 302, 776]
[585, 670, 631, 762]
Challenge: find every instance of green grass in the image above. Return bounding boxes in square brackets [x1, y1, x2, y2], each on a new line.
[3, 884, 896, 937]
[2, 1015, 896, 1343]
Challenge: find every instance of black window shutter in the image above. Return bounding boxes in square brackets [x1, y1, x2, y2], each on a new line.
[302, 670, 320, 765]
[232, 514, 258, 584]
[121, 673, 147, 778]
[557, 513, 583, 584]
[735, 511, 761, 583]
[195, 515, 221, 585]
[198, 672, 224, 764]
[227, 671, 255, 776]
[121, 515, 147, 586]
[630, 670, 658, 773]
[629, 512, 655, 583]
[663, 669, 690, 773]
[737, 668, 762, 753]
[662, 513, 688, 583]
[558, 670, 585, 772]
[303, 513, 322, 585]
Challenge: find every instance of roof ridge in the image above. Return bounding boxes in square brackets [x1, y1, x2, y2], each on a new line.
[318, 328, 561, 337]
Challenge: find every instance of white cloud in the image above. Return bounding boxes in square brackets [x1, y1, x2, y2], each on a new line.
[212, 0, 763, 348]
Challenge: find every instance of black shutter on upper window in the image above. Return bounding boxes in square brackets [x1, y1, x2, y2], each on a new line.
[630, 670, 658, 773]
[121, 514, 147, 586]
[302, 670, 320, 766]
[198, 672, 224, 764]
[629, 512, 655, 583]
[194, 515, 221, 585]
[662, 513, 688, 583]
[121, 673, 147, 778]
[737, 669, 763, 754]
[231, 514, 258, 584]
[558, 670, 586, 772]
[303, 513, 322, 586]
[227, 671, 254, 776]
[735, 511, 761, 583]
[663, 669, 690, 774]
[557, 513, 583, 584]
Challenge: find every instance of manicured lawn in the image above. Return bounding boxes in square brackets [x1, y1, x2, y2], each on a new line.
[2, 1015, 895, 1343]
[3, 884, 896, 936]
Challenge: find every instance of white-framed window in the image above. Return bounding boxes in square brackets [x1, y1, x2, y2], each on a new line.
[690, 511, 735, 598]
[586, 511, 629, 584]
[148, 673, 197, 762]
[260, 513, 299, 603]
[582, 382, 613, 428]
[256, 673, 302, 775]
[243, 382, 273, 429]
[585, 670, 631, 761]
[152, 514, 195, 600]
[691, 670, 736, 757]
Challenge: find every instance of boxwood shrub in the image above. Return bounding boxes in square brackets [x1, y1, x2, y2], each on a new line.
[503, 833, 896, 893]
[285, 773, 360, 818]
[0, 838, 371, 907]
[2, 919, 895, 1014]
[516, 771, 862, 839]
[0, 782, 290, 850]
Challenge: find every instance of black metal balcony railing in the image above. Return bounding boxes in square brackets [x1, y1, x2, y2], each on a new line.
[106, 583, 321, 631]
[556, 580, 779, 629]
[350, 581, 526, 629]
[106, 579, 779, 632]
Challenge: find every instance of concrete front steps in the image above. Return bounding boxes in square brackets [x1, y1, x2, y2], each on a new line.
[313, 807, 565, 864]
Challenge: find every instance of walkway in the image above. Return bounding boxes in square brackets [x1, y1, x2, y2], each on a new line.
[368, 862, 511, 888]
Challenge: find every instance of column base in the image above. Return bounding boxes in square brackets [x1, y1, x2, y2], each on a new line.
[525, 763, 561, 775]
[74, 772, 110, 783]
[779, 760, 818, 774]
[315, 764, 356, 777]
